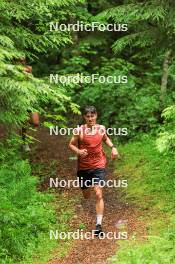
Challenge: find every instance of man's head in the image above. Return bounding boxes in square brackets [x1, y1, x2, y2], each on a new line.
[16, 57, 32, 74]
[24, 65, 32, 74]
[83, 106, 97, 127]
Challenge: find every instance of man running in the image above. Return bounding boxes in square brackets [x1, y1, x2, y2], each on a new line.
[69, 106, 119, 236]
[19, 58, 39, 151]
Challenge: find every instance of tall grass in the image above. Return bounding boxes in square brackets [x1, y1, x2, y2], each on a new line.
[112, 134, 175, 264]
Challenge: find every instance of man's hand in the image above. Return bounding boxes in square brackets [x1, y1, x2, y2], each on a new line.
[78, 149, 88, 157]
[111, 147, 119, 160]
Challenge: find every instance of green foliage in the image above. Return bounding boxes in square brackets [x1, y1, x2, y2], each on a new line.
[0, 0, 83, 128]
[112, 134, 175, 263]
[0, 136, 78, 264]
[48, 0, 175, 136]
[113, 225, 175, 264]
[156, 105, 175, 153]
[1, 0, 175, 263]
[0, 138, 56, 263]
[116, 134, 175, 211]
[95, 1, 175, 56]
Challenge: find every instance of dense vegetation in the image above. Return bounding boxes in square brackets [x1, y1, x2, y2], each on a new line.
[112, 135, 175, 263]
[0, 139, 56, 263]
[0, 0, 175, 263]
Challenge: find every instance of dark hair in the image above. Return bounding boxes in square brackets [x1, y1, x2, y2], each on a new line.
[83, 106, 97, 115]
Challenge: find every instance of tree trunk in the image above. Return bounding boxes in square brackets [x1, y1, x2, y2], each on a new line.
[160, 50, 171, 102]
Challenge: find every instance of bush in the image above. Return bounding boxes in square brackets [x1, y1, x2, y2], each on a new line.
[0, 138, 56, 263]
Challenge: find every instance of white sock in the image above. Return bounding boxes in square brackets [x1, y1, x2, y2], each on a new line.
[96, 214, 103, 225]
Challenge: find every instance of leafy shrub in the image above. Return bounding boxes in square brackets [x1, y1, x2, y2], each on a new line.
[0, 139, 56, 263]
[156, 105, 175, 153]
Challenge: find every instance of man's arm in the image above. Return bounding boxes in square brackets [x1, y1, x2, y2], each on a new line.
[69, 135, 88, 157]
[104, 136, 119, 160]
[69, 135, 79, 155]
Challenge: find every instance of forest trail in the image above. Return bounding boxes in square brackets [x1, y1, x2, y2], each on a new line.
[31, 127, 147, 264]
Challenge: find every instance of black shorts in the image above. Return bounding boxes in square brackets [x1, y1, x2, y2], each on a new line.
[77, 168, 106, 189]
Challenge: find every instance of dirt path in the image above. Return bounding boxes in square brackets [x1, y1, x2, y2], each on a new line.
[31, 127, 147, 264]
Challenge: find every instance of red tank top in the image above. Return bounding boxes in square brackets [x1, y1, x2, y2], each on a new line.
[77, 124, 107, 170]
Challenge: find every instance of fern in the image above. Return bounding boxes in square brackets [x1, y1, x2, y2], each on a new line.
[95, 0, 175, 55]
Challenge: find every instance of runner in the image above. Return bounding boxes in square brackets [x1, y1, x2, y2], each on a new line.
[19, 58, 39, 151]
[21, 110, 39, 151]
[69, 106, 119, 236]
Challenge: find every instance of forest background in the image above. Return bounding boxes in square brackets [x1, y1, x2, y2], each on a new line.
[0, 0, 175, 263]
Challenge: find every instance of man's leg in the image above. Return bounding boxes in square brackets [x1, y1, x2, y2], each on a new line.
[94, 185, 104, 223]
[93, 185, 104, 235]
[21, 112, 39, 152]
[21, 127, 27, 142]
[21, 126, 30, 151]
